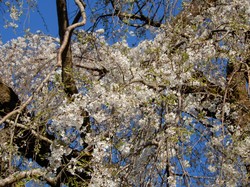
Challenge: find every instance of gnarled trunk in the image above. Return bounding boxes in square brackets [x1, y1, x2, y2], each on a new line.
[0, 78, 20, 117]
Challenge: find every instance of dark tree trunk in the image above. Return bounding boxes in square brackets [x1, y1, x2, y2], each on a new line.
[0, 79, 20, 117]
[56, 0, 78, 97]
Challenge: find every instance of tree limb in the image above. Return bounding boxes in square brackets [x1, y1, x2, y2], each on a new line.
[0, 169, 54, 187]
[0, 57, 56, 124]
[57, 0, 87, 67]
[6, 119, 53, 144]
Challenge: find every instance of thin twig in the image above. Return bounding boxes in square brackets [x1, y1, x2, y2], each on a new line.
[6, 119, 53, 144]
[0, 63, 57, 124]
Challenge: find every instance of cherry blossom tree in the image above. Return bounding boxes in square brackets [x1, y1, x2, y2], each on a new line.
[0, 0, 249, 186]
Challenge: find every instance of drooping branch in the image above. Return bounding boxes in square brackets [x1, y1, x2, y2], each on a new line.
[0, 57, 56, 124]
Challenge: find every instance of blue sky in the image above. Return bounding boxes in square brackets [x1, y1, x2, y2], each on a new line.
[1, 0, 183, 45]
[1, 1, 109, 43]
[1, 0, 63, 43]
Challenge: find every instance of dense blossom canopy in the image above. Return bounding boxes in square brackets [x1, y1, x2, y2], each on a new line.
[0, 0, 250, 186]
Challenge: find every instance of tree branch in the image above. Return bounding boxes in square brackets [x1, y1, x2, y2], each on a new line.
[57, 0, 87, 67]
[113, 10, 162, 27]
[6, 119, 53, 144]
[109, 0, 163, 28]
[0, 57, 56, 124]
[0, 169, 55, 187]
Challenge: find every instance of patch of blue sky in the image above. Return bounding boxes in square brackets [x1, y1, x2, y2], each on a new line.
[65, 126, 84, 151]
[155, 170, 169, 187]
[12, 156, 51, 187]
[25, 180, 50, 187]
[47, 120, 84, 151]
[13, 156, 41, 170]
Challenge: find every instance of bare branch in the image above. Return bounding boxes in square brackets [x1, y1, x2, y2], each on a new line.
[0, 169, 54, 187]
[75, 63, 108, 78]
[109, 0, 163, 28]
[113, 10, 162, 27]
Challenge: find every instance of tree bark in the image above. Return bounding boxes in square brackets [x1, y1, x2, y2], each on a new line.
[0, 78, 20, 117]
[56, 0, 78, 97]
